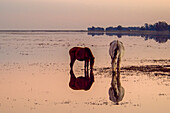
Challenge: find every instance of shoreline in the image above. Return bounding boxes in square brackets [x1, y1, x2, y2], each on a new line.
[88, 30, 170, 35]
[0, 30, 87, 32]
[0, 30, 170, 34]
[0, 30, 170, 39]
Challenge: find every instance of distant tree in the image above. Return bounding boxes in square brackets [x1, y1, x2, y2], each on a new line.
[88, 26, 95, 31]
[88, 21, 169, 32]
[117, 34, 122, 38]
[88, 26, 104, 32]
[96, 27, 104, 31]
[128, 27, 140, 31]
[140, 26, 145, 30]
[145, 23, 149, 30]
[148, 24, 154, 30]
[106, 27, 117, 31]
[117, 25, 122, 30]
[154, 21, 168, 31]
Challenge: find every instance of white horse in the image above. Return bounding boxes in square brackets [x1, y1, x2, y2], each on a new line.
[109, 40, 125, 104]
[109, 40, 124, 73]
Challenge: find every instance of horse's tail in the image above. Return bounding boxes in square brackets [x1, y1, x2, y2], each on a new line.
[113, 40, 119, 59]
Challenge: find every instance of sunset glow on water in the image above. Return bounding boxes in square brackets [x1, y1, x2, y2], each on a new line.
[0, 32, 169, 113]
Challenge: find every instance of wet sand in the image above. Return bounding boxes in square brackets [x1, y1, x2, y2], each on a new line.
[0, 32, 170, 113]
[96, 60, 170, 75]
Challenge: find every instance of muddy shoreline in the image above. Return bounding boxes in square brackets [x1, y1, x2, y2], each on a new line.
[94, 59, 170, 77]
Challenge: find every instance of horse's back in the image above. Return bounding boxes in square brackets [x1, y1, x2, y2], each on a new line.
[117, 41, 124, 57]
[69, 47, 94, 60]
[109, 40, 118, 58]
[109, 40, 124, 58]
[69, 47, 79, 55]
[69, 47, 82, 59]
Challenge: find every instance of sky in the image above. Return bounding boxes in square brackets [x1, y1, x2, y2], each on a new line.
[0, 0, 170, 30]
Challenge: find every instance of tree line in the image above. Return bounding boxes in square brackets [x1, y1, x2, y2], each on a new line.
[88, 21, 170, 32]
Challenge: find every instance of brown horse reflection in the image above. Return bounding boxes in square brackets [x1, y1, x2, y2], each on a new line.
[69, 69, 94, 91]
[69, 47, 95, 70]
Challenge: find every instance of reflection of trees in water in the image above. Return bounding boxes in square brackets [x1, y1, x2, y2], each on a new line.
[87, 32, 170, 43]
[88, 32, 104, 36]
[142, 35, 169, 43]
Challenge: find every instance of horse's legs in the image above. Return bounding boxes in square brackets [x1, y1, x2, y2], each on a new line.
[85, 68, 89, 78]
[70, 58, 76, 70]
[84, 60, 89, 72]
[87, 60, 89, 71]
[111, 54, 119, 98]
[90, 69, 94, 82]
[70, 69, 76, 79]
[84, 60, 86, 71]
[117, 56, 121, 86]
[111, 57, 117, 73]
[111, 71, 119, 98]
[85, 69, 87, 77]
[69, 69, 76, 89]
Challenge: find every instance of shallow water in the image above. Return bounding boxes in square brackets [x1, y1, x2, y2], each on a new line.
[0, 32, 170, 113]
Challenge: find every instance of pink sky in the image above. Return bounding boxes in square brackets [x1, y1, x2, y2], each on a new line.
[0, 0, 170, 30]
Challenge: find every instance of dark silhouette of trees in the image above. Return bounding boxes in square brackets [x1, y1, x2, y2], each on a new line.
[148, 24, 154, 30]
[117, 25, 122, 30]
[88, 21, 170, 32]
[142, 21, 169, 31]
[145, 23, 149, 30]
[106, 27, 117, 31]
[88, 26, 104, 32]
[140, 26, 145, 30]
[153, 21, 168, 31]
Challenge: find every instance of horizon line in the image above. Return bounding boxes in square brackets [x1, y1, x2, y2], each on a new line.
[0, 29, 88, 32]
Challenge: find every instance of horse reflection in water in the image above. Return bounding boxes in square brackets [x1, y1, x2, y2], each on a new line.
[69, 69, 94, 91]
[69, 47, 95, 70]
[69, 47, 95, 91]
[109, 71, 125, 104]
[109, 40, 125, 105]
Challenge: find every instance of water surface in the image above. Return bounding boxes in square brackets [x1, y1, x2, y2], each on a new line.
[0, 32, 170, 113]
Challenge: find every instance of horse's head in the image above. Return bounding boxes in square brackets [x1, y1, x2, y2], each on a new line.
[90, 69, 94, 83]
[90, 57, 95, 69]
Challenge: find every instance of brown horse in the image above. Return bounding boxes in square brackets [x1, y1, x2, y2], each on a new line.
[69, 47, 95, 70]
[69, 69, 94, 91]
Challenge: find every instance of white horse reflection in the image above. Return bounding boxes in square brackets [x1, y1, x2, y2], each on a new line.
[108, 72, 125, 104]
[109, 40, 125, 104]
